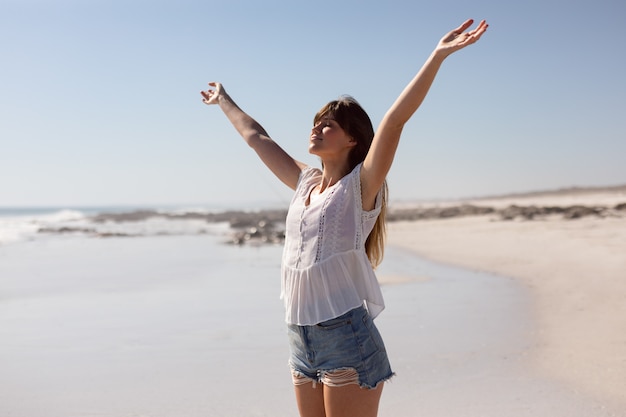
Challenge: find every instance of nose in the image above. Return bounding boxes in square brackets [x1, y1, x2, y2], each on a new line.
[311, 122, 323, 134]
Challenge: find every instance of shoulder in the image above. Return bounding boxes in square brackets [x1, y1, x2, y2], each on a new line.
[301, 165, 322, 181]
[350, 163, 382, 213]
[295, 165, 322, 190]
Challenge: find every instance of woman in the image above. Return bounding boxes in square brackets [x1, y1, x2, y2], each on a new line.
[201, 19, 488, 417]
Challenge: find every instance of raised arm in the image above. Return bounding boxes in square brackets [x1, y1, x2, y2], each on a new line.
[360, 19, 488, 208]
[201, 82, 306, 190]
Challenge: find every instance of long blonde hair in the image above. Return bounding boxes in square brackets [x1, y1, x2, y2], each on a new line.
[314, 96, 387, 268]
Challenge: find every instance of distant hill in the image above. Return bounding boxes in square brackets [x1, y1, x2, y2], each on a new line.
[472, 184, 626, 201]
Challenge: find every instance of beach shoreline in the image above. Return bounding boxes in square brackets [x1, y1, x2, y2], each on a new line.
[386, 191, 626, 413]
[1, 186, 625, 416]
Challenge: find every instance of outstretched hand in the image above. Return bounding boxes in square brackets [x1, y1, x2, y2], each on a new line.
[435, 19, 488, 58]
[201, 82, 224, 105]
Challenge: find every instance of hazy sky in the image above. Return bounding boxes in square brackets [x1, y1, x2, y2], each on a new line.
[2, 0, 625, 208]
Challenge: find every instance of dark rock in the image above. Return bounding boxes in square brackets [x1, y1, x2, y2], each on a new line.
[95, 232, 135, 238]
[91, 210, 160, 223]
[38, 226, 97, 234]
[562, 205, 601, 219]
[387, 205, 494, 221]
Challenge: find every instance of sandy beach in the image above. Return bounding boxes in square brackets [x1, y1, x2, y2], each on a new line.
[387, 188, 626, 414]
[1, 187, 625, 416]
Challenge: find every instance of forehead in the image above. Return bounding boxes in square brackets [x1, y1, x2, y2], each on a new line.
[314, 116, 339, 127]
[314, 109, 336, 124]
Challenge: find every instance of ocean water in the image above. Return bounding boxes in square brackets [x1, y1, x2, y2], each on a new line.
[0, 206, 237, 246]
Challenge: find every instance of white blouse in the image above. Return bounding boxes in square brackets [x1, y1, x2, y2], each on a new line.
[280, 163, 385, 325]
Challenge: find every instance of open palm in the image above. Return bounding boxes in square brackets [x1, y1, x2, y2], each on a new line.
[436, 19, 488, 57]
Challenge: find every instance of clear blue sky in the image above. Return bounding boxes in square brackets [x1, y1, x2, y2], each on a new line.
[2, 0, 625, 208]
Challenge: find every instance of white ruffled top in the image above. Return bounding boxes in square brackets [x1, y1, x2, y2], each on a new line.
[280, 163, 385, 325]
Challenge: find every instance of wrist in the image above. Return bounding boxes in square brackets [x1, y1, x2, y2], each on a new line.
[217, 92, 231, 106]
[429, 49, 448, 63]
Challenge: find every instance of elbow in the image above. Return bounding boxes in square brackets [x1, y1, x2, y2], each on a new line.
[380, 114, 405, 133]
[383, 112, 409, 131]
[243, 131, 268, 149]
[243, 134, 259, 148]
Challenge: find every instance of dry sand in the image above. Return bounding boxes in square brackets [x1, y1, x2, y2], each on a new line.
[386, 190, 626, 413]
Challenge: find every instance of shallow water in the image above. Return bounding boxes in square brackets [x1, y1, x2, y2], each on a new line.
[0, 234, 611, 417]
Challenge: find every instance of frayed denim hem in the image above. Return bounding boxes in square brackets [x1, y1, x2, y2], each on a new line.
[290, 364, 395, 390]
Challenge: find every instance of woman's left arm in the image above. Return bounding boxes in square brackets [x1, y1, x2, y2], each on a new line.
[360, 19, 488, 209]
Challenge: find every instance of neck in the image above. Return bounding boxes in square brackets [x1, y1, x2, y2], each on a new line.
[319, 159, 352, 192]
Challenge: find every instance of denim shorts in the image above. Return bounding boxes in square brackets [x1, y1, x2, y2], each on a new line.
[287, 305, 394, 389]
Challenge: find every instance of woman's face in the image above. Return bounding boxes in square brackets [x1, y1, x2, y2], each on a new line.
[308, 115, 355, 158]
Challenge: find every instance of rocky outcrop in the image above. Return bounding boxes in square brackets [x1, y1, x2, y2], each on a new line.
[37, 201, 625, 245]
[227, 220, 285, 245]
[90, 209, 288, 226]
[389, 203, 626, 222]
[387, 204, 495, 221]
[496, 205, 605, 220]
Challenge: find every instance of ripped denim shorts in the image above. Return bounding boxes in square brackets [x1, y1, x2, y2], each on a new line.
[287, 305, 394, 389]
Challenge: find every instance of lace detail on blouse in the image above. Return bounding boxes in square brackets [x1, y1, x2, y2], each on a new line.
[314, 185, 338, 263]
[280, 163, 385, 325]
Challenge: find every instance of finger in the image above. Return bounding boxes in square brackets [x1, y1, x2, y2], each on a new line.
[208, 81, 222, 90]
[463, 21, 487, 42]
[476, 20, 489, 35]
[469, 20, 487, 35]
[452, 18, 474, 35]
[470, 21, 488, 40]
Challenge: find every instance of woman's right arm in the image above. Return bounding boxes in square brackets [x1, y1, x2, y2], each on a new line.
[201, 82, 306, 190]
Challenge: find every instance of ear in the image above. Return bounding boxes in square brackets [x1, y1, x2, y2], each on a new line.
[347, 136, 357, 148]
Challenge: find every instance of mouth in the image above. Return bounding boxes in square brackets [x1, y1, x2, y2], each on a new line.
[311, 135, 323, 141]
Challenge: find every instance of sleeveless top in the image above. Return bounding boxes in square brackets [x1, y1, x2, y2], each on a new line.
[280, 163, 385, 325]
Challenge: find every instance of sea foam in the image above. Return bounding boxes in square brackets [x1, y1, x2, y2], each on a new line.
[0, 207, 239, 246]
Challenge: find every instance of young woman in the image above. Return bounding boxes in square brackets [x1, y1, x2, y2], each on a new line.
[201, 19, 488, 417]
